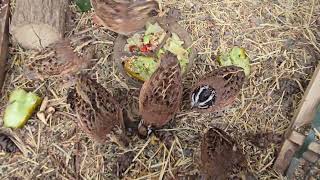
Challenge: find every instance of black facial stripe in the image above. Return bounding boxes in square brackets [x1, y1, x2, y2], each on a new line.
[198, 86, 215, 103]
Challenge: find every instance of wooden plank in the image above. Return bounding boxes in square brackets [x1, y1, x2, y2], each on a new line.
[288, 65, 320, 130]
[288, 131, 320, 155]
[0, 0, 10, 90]
[274, 139, 298, 174]
[274, 131, 320, 174]
[274, 64, 320, 174]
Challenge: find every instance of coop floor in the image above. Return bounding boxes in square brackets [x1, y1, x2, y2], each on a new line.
[0, 0, 320, 179]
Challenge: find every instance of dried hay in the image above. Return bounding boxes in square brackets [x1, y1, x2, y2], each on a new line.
[0, 0, 319, 179]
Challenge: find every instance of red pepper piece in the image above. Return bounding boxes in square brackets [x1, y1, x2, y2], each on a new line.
[140, 45, 149, 52]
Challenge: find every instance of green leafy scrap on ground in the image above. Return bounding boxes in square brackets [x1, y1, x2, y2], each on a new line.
[4, 89, 42, 128]
[218, 47, 251, 76]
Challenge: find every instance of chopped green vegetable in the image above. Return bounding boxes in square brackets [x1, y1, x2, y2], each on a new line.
[4, 89, 42, 128]
[145, 22, 164, 35]
[75, 0, 92, 12]
[157, 48, 165, 58]
[127, 33, 143, 47]
[164, 33, 188, 59]
[143, 35, 152, 44]
[123, 23, 191, 81]
[124, 56, 158, 81]
[164, 33, 189, 72]
[179, 58, 189, 73]
[218, 47, 251, 76]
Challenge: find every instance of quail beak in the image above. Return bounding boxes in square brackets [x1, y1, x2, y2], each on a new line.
[147, 125, 153, 136]
[191, 101, 198, 109]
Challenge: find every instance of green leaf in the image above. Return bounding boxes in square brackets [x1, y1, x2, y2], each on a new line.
[127, 33, 143, 47]
[4, 89, 42, 128]
[164, 33, 189, 72]
[124, 56, 158, 81]
[218, 47, 251, 76]
[143, 35, 152, 44]
[75, 0, 92, 12]
[157, 48, 165, 58]
[145, 22, 164, 35]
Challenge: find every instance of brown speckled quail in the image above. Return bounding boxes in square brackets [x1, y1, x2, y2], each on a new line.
[91, 0, 159, 36]
[138, 52, 182, 137]
[24, 39, 93, 81]
[67, 74, 125, 143]
[191, 66, 245, 112]
[201, 127, 246, 179]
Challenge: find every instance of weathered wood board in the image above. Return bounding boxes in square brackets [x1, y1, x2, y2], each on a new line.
[0, 0, 10, 90]
[288, 64, 320, 131]
[274, 64, 320, 174]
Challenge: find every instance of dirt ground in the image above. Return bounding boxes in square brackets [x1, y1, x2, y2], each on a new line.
[0, 0, 319, 179]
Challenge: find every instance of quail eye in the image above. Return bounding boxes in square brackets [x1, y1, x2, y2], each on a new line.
[149, 9, 159, 17]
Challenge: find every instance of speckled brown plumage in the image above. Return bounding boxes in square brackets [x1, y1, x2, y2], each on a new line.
[200, 127, 246, 180]
[191, 65, 245, 112]
[138, 52, 182, 134]
[91, 0, 159, 35]
[24, 39, 93, 81]
[67, 74, 124, 143]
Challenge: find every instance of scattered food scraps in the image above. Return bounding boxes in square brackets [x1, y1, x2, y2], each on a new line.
[4, 89, 42, 129]
[218, 47, 251, 76]
[123, 22, 190, 81]
[123, 56, 158, 81]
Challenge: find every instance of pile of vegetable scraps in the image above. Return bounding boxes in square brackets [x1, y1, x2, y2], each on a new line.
[123, 22, 190, 81]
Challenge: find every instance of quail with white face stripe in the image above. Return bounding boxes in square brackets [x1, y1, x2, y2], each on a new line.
[191, 66, 245, 112]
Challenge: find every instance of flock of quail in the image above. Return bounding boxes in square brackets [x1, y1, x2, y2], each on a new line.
[27, 0, 248, 179]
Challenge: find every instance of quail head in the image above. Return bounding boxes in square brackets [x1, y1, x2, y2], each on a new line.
[191, 66, 245, 112]
[91, 0, 159, 36]
[138, 52, 183, 137]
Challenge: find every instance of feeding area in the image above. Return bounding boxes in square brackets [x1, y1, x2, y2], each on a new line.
[0, 0, 319, 179]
